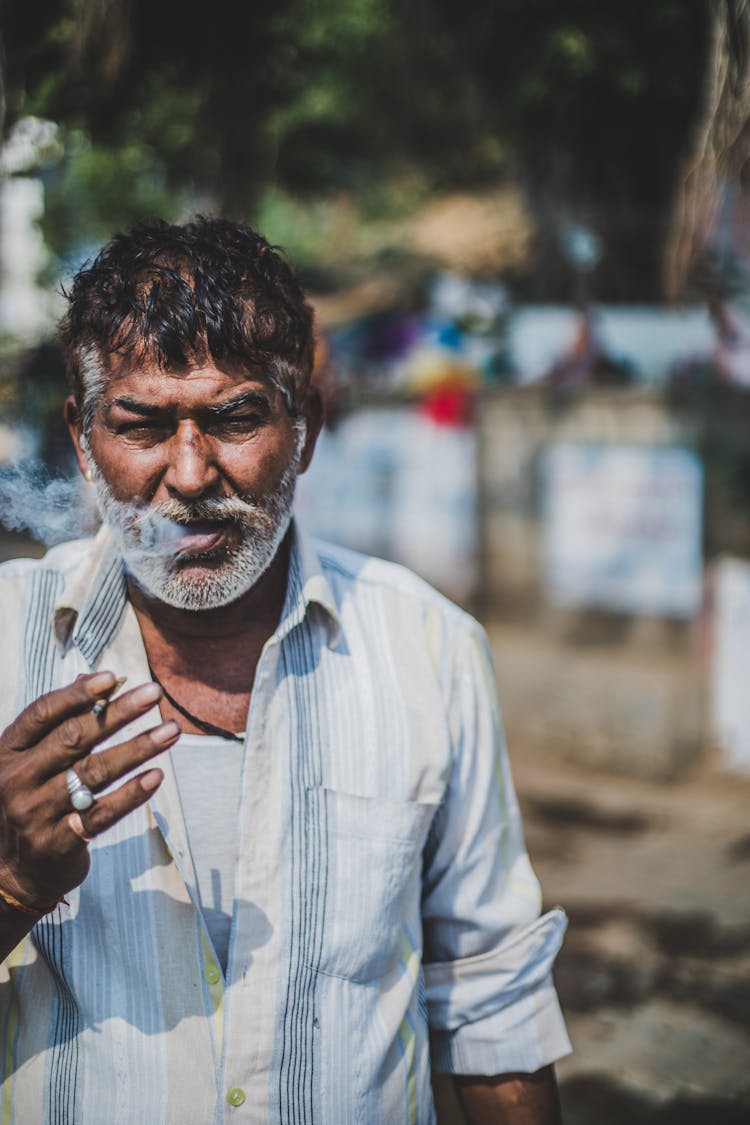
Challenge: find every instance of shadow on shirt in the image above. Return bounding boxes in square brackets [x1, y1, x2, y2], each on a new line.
[1, 827, 274, 1056]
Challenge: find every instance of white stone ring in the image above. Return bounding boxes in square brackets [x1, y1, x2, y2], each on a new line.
[66, 768, 95, 812]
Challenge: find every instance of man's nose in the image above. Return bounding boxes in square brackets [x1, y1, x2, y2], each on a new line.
[164, 423, 220, 498]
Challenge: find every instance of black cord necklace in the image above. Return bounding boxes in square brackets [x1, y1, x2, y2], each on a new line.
[149, 667, 244, 744]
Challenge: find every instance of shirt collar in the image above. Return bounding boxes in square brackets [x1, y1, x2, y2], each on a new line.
[54, 524, 128, 663]
[274, 521, 342, 645]
[53, 518, 341, 662]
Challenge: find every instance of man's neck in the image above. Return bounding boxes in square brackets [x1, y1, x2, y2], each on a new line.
[127, 536, 292, 732]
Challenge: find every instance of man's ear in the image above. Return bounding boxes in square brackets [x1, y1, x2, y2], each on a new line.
[64, 397, 93, 481]
[297, 386, 324, 475]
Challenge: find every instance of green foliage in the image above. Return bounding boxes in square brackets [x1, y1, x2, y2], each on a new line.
[254, 174, 431, 287]
[40, 134, 181, 263]
[2, 0, 712, 296]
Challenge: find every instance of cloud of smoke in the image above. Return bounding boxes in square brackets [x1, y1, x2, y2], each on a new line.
[0, 461, 100, 545]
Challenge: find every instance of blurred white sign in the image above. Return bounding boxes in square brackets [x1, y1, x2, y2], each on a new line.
[295, 407, 477, 602]
[543, 444, 703, 617]
[711, 557, 750, 772]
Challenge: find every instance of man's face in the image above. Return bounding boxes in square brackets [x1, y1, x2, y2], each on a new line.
[68, 357, 319, 610]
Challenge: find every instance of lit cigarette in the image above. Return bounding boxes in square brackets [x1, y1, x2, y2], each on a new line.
[92, 676, 127, 716]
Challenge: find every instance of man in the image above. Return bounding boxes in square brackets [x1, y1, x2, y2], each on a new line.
[0, 218, 570, 1123]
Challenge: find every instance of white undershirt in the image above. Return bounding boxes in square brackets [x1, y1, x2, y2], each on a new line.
[170, 732, 245, 973]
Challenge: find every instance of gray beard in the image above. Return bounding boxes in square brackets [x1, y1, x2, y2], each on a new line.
[89, 461, 299, 611]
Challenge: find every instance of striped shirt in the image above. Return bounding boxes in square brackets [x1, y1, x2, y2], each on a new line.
[0, 523, 570, 1124]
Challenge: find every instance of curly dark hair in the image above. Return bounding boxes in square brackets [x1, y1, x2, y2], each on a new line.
[58, 216, 315, 434]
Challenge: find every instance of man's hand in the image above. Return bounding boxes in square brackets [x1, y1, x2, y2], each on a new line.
[0, 671, 179, 952]
[453, 1065, 563, 1125]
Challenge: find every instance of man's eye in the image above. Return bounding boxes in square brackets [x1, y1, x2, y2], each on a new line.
[118, 421, 169, 438]
[212, 415, 262, 433]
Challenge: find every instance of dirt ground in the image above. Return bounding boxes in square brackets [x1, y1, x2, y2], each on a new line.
[433, 741, 750, 1124]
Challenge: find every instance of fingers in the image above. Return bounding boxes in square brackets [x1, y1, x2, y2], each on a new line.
[67, 812, 94, 844]
[64, 767, 165, 843]
[0, 676, 179, 907]
[34, 681, 166, 780]
[2, 717, 178, 837]
[73, 719, 180, 798]
[2, 672, 118, 752]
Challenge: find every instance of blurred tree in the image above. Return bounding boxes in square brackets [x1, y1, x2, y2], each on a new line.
[665, 0, 750, 301]
[392, 0, 710, 298]
[2, 0, 711, 297]
[2, 0, 301, 216]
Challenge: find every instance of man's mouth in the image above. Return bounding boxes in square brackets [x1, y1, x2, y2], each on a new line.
[170, 520, 234, 558]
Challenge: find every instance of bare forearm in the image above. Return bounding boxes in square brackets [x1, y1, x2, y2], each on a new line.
[453, 1065, 563, 1125]
[0, 900, 36, 964]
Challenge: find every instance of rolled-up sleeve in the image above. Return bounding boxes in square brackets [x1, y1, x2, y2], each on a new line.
[421, 621, 571, 1075]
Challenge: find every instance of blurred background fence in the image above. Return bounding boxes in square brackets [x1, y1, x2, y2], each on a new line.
[293, 381, 750, 780]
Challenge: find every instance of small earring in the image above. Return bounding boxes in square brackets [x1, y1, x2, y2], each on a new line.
[84, 468, 93, 483]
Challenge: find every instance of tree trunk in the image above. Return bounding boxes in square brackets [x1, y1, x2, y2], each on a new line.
[665, 0, 750, 299]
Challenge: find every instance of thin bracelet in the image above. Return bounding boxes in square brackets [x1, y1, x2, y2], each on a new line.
[0, 883, 63, 918]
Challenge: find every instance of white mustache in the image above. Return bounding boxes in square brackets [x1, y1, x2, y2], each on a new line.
[111, 495, 275, 556]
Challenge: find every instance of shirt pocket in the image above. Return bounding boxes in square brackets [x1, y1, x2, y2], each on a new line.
[304, 786, 439, 983]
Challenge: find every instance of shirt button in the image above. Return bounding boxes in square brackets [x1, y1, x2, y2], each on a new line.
[205, 965, 221, 985]
[227, 1088, 246, 1107]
